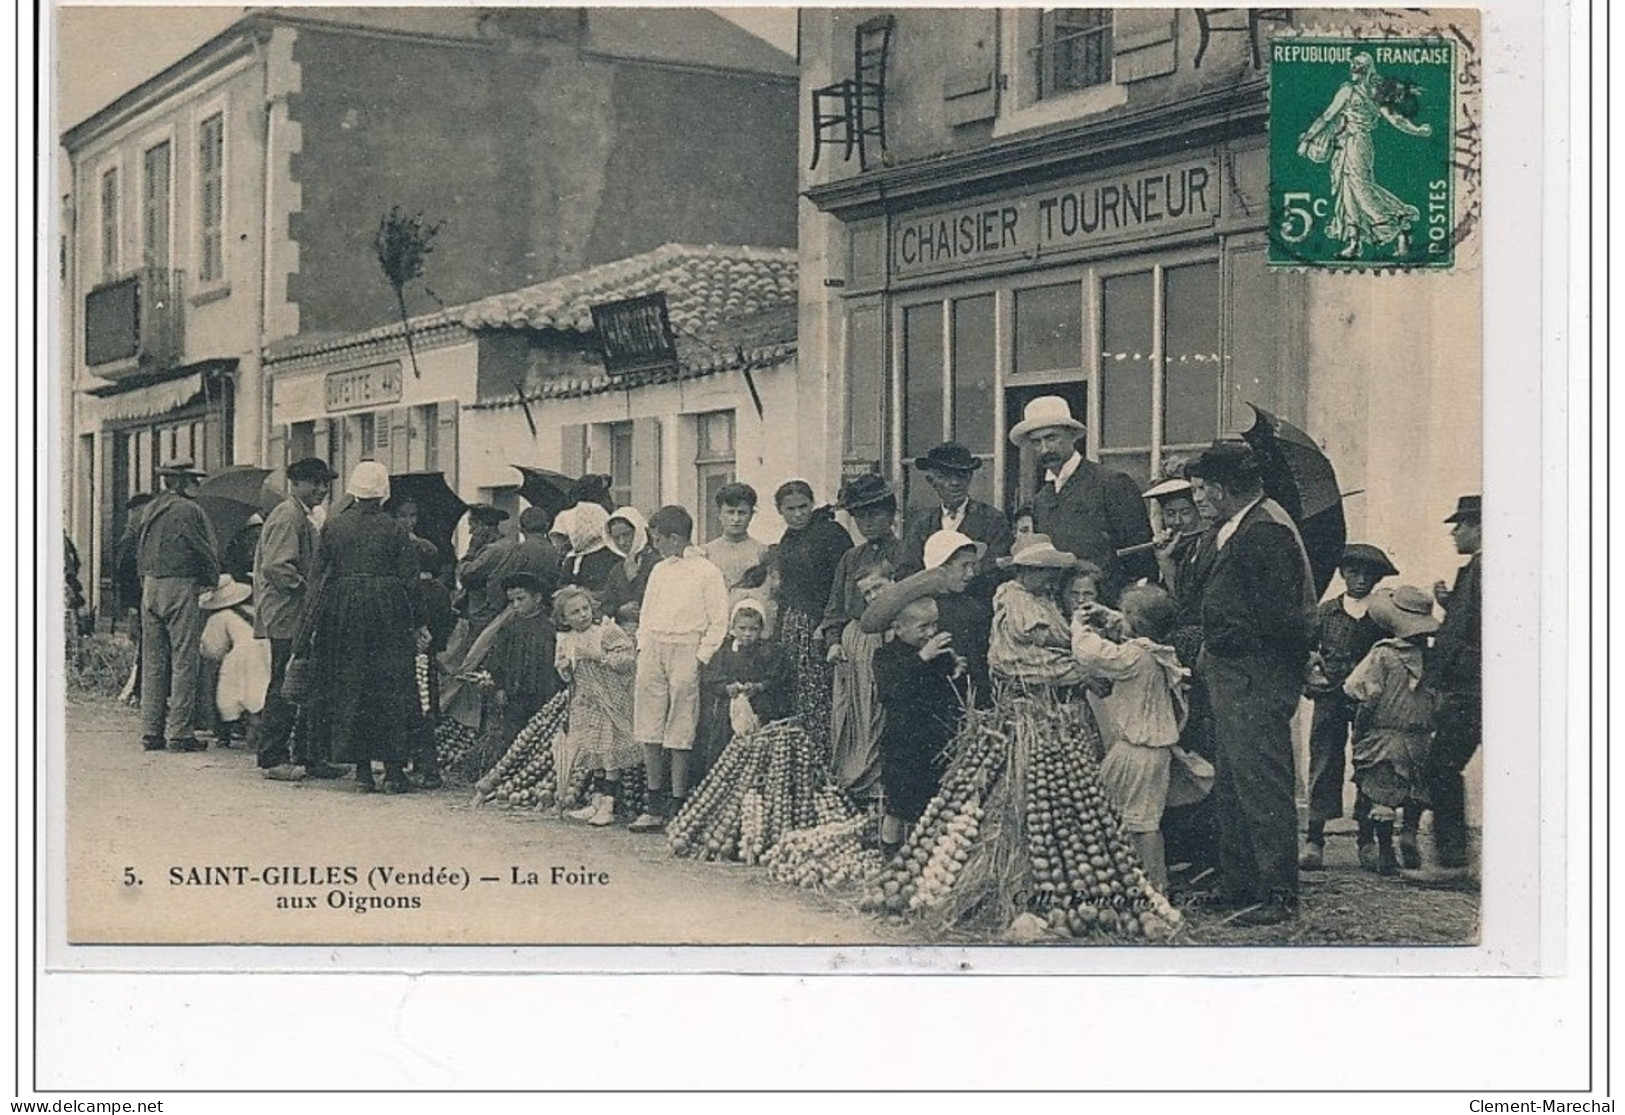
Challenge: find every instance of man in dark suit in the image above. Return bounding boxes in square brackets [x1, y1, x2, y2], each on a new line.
[254, 457, 341, 781]
[1186, 441, 1314, 926]
[1407, 494, 1482, 885]
[1009, 396, 1156, 601]
[901, 442, 1012, 600]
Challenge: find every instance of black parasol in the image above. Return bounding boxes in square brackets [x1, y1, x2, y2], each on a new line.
[196, 465, 278, 550]
[1239, 404, 1347, 598]
[512, 465, 579, 526]
[385, 471, 468, 571]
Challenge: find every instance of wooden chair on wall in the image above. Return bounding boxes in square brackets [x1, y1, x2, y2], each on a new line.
[1194, 8, 1292, 70]
[809, 14, 895, 171]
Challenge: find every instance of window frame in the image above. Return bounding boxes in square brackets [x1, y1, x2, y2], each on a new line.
[193, 104, 228, 288]
[887, 245, 1222, 508]
[607, 420, 635, 511]
[96, 161, 121, 282]
[136, 126, 177, 273]
[993, 9, 1128, 139]
[1036, 9, 1114, 101]
[693, 409, 738, 543]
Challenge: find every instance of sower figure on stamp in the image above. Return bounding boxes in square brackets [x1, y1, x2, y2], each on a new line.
[1186, 442, 1315, 927]
[1300, 544, 1397, 870]
[255, 457, 342, 782]
[1010, 396, 1156, 604]
[1405, 495, 1482, 885]
[124, 457, 222, 753]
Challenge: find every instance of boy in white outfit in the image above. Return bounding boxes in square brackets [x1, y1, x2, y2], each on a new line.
[628, 506, 731, 833]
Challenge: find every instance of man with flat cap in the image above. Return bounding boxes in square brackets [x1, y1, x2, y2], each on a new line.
[902, 442, 1013, 601]
[1409, 495, 1482, 883]
[1010, 396, 1155, 601]
[255, 457, 342, 781]
[1185, 440, 1314, 925]
[124, 458, 221, 752]
[456, 504, 522, 638]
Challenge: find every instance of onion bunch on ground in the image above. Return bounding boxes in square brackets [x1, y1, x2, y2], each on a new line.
[471, 691, 569, 807]
[764, 815, 884, 891]
[669, 720, 855, 864]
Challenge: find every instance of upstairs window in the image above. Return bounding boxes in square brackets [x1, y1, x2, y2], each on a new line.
[197, 113, 224, 283]
[1037, 9, 1113, 99]
[99, 167, 120, 280]
[141, 140, 171, 269]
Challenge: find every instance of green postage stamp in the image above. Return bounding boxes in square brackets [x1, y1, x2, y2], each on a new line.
[1268, 37, 1458, 269]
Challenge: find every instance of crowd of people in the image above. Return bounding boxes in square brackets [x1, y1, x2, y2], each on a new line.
[104, 392, 1482, 927]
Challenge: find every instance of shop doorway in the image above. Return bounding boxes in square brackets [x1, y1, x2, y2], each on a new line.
[1003, 380, 1087, 512]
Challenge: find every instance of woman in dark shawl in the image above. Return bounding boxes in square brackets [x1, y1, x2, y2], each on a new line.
[771, 480, 853, 750]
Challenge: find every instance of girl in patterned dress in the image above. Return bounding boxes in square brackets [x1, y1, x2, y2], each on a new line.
[554, 585, 641, 827]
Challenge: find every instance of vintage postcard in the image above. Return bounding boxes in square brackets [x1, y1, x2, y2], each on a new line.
[49, 4, 1513, 965]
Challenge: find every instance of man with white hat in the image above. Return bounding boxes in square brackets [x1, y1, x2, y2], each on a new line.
[126, 458, 221, 752]
[1010, 396, 1155, 600]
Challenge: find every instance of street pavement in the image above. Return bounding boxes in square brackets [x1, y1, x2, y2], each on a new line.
[64, 696, 899, 947]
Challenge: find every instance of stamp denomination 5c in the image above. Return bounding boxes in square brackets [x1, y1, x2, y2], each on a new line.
[1269, 38, 1458, 269]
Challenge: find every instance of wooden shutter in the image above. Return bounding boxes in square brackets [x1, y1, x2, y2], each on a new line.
[944, 10, 999, 126]
[560, 423, 586, 477]
[631, 417, 662, 512]
[266, 425, 287, 489]
[1114, 10, 1178, 83]
[388, 406, 411, 473]
[437, 404, 460, 490]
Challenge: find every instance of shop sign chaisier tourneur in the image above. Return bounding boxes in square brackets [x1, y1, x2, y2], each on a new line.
[891, 157, 1220, 280]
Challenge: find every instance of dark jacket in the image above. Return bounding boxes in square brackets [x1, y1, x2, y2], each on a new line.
[128, 491, 221, 585]
[776, 509, 854, 618]
[599, 546, 661, 619]
[1198, 499, 1314, 669]
[935, 591, 992, 706]
[1030, 456, 1156, 596]
[901, 499, 1014, 589]
[822, 534, 913, 644]
[872, 639, 966, 822]
[1428, 552, 1481, 696]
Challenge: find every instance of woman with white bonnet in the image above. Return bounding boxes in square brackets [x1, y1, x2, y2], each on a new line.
[297, 460, 428, 794]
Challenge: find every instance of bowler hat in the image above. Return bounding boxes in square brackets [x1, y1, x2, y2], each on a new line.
[837, 472, 896, 513]
[156, 457, 207, 478]
[467, 504, 511, 526]
[1340, 543, 1399, 578]
[500, 571, 546, 594]
[1008, 395, 1086, 446]
[913, 442, 982, 474]
[1444, 495, 1482, 523]
[1184, 440, 1261, 487]
[1368, 585, 1440, 638]
[286, 457, 338, 484]
[997, 532, 1078, 570]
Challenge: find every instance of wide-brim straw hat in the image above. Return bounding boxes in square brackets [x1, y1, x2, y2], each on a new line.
[1368, 585, 1440, 638]
[858, 567, 958, 635]
[1143, 477, 1194, 501]
[997, 532, 1077, 570]
[1008, 395, 1085, 446]
[346, 460, 391, 501]
[922, 529, 987, 571]
[199, 576, 252, 611]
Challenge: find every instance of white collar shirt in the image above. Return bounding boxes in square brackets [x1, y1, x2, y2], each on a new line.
[1044, 452, 1084, 494]
[940, 502, 968, 533]
[1215, 497, 1264, 551]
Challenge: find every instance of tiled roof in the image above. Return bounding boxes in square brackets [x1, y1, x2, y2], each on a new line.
[265, 243, 797, 366]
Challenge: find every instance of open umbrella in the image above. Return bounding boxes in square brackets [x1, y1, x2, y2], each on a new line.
[386, 471, 468, 571]
[513, 465, 578, 526]
[196, 465, 277, 551]
[1239, 404, 1346, 597]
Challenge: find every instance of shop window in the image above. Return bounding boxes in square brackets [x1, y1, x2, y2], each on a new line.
[288, 421, 316, 467]
[694, 410, 736, 543]
[608, 421, 634, 510]
[1014, 282, 1084, 375]
[141, 140, 171, 270]
[197, 113, 224, 284]
[1098, 261, 1222, 487]
[358, 412, 377, 460]
[901, 303, 944, 463]
[1037, 9, 1113, 99]
[99, 167, 120, 280]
